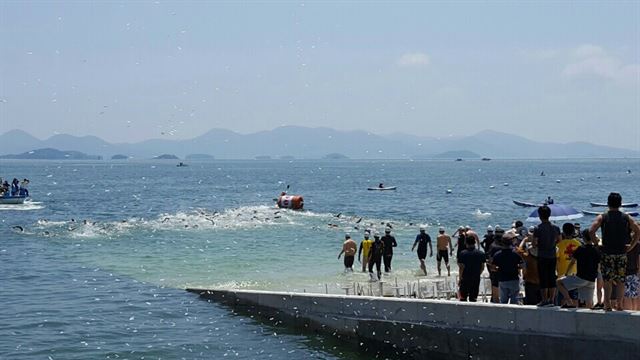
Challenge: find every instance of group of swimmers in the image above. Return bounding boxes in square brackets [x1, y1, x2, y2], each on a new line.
[0, 178, 29, 197]
[338, 192, 640, 311]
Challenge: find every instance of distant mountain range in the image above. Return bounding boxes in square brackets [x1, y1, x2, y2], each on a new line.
[0, 127, 637, 160]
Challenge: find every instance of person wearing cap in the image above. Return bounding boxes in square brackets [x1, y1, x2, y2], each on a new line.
[453, 226, 467, 271]
[481, 226, 495, 253]
[573, 223, 583, 241]
[412, 225, 433, 276]
[436, 227, 452, 276]
[486, 226, 506, 303]
[490, 232, 524, 304]
[368, 231, 385, 280]
[338, 234, 357, 272]
[358, 230, 374, 273]
[381, 227, 397, 273]
[458, 235, 486, 302]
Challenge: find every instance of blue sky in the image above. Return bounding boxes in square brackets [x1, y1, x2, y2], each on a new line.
[0, 1, 638, 150]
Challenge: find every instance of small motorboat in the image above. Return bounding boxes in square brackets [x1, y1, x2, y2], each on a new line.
[589, 202, 638, 208]
[513, 200, 540, 207]
[583, 210, 638, 217]
[481, 158, 491, 161]
[0, 195, 28, 204]
[367, 186, 397, 191]
[176, 162, 188, 167]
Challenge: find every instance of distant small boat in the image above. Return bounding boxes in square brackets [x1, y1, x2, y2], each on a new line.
[513, 200, 540, 207]
[0, 195, 28, 204]
[455, 158, 463, 162]
[583, 210, 638, 217]
[481, 158, 491, 161]
[176, 162, 188, 167]
[368, 186, 397, 191]
[589, 202, 638, 208]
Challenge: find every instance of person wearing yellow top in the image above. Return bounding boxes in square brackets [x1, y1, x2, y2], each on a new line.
[557, 223, 582, 276]
[358, 230, 374, 272]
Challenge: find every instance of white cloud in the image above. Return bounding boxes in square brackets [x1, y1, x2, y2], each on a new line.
[397, 52, 430, 67]
[562, 44, 638, 82]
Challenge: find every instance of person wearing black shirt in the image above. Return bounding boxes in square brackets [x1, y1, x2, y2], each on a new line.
[411, 226, 433, 276]
[481, 226, 495, 253]
[368, 232, 384, 281]
[556, 231, 601, 308]
[381, 228, 397, 273]
[491, 232, 524, 304]
[532, 205, 562, 307]
[458, 236, 486, 302]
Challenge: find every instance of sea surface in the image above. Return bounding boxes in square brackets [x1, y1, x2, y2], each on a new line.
[1, 159, 638, 359]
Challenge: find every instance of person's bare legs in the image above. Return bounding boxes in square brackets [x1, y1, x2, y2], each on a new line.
[603, 281, 613, 310]
[615, 281, 625, 311]
[419, 259, 427, 276]
[596, 276, 604, 305]
[437, 260, 442, 276]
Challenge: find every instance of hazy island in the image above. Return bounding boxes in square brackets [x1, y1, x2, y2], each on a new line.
[323, 153, 349, 160]
[153, 154, 179, 160]
[0, 148, 102, 160]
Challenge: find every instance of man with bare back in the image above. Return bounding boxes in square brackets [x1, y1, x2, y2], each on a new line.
[436, 227, 453, 276]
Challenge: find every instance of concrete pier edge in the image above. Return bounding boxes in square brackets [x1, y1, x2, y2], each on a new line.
[187, 288, 640, 360]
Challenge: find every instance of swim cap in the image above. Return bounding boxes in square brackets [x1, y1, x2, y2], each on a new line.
[345, 234, 351, 239]
[458, 226, 464, 230]
[438, 226, 445, 232]
[385, 227, 391, 233]
[419, 225, 426, 231]
[374, 231, 380, 236]
[465, 225, 471, 230]
[487, 225, 493, 231]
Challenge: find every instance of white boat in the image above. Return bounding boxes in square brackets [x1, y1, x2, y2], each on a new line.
[589, 202, 638, 208]
[0, 195, 28, 204]
[367, 186, 397, 191]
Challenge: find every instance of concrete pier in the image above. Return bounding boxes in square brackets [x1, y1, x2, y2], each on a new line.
[187, 288, 640, 360]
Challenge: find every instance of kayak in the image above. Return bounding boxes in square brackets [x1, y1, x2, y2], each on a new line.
[513, 200, 539, 207]
[367, 187, 397, 191]
[0, 195, 28, 204]
[589, 202, 638, 208]
[583, 210, 638, 217]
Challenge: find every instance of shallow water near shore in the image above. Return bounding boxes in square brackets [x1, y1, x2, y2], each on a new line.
[1, 159, 638, 359]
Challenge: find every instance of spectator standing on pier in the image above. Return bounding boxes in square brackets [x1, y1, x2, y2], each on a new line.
[491, 232, 524, 304]
[589, 192, 640, 311]
[458, 236, 486, 302]
[532, 205, 562, 307]
[556, 230, 601, 308]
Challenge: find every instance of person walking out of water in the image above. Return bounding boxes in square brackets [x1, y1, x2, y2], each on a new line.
[338, 234, 357, 272]
[358, 230, 374, 272]
[491, 232, 524, 304]
[458, 236, 486, 302]
[453, 226, 467, 268]
[368, 231, 384, 280]
[411, 225, 433, 276]
[481, 226, 495, 253]
[436, 227, 453, 276]
[381, 227, 397, 273]
[590, 193, 640, 311]
[532, 205, 562, 307]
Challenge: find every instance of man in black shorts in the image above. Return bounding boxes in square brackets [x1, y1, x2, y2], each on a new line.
[436, 227, 452, 276]
[411, 225, 433, 276]
[532, 205, 562, 307]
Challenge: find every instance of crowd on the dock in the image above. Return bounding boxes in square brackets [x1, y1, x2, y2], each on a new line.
[338, 192, 640, 311]
[0, 177, 29, 197]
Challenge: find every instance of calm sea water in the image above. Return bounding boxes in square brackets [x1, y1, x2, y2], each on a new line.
[1, 159, 638, 359]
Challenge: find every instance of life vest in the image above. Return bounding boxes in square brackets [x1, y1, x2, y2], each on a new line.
[277, 195, 304, 210]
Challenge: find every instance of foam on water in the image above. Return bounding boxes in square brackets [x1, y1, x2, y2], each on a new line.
[0, 201, 45, 211]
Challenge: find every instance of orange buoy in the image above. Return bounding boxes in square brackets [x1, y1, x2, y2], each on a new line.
[277, 195, 304, 210]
